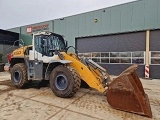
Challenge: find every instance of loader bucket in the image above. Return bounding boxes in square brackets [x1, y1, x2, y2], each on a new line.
[106, 64, 152, 118]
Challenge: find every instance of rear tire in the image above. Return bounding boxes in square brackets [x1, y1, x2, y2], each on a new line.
[11, 63, 28, 88]
[50, 65, 81, 98]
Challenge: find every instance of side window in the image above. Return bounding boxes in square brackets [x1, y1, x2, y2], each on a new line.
[34, 35, 50, 56]
[35, 36, 40, 53]
[35, 35, 43, 54]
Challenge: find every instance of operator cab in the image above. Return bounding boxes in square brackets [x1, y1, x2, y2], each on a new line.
[29, 32, 67, 62]
[34, 32, 67, 57]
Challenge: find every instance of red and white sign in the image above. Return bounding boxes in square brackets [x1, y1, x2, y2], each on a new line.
[26, 24, 49, 34]
[145, 65, 149, 78]
[26, 26, 32, 34]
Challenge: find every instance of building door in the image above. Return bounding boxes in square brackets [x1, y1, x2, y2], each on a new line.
[76, 32, 146, 77]
[150, 30, 160, 79]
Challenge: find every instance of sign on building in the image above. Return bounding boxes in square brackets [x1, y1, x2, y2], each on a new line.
[26, 24, 49, 34]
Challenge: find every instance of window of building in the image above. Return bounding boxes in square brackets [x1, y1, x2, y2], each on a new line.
[150, 51, 160, 64]
[79, 51, 145, 64]
[132, 52, 144, 64]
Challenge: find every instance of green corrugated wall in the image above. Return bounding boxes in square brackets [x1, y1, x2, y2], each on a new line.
[8, 0, 160, 47]
[8, 27, 20, 33]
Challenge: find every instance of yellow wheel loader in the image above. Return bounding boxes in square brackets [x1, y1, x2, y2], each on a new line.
[7, 31, 152, 118]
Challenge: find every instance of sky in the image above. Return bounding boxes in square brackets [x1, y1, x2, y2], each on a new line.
[0, 0, 137, 29]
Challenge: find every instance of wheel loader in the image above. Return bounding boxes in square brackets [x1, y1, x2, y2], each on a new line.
[7, 31, 152, 118]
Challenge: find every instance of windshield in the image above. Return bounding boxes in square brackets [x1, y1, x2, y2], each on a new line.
[34, 33, 66, 56]
[48, 34, 65, 51]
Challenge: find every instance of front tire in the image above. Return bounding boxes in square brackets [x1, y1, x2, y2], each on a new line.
[50, 65, 81, 98]
[11, 63, 28, 88]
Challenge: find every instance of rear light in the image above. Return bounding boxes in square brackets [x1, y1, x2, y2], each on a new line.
[7, 53, 12, 63]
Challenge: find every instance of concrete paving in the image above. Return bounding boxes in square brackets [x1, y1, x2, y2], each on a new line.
[0, 72, 160, 120]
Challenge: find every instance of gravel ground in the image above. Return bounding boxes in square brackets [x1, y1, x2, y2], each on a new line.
[0, 72, 160, 120]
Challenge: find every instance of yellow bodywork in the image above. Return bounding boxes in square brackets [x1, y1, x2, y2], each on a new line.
[12, 45, 32, 58]
[11, 45, 107, 93]
[61, 52, 107, 93]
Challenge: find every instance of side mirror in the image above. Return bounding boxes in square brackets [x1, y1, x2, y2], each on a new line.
[76, 50, 79, 56]
[19, 39, 24, 47]
[65, 40, 68, 47]
[19, 44, 23, 47]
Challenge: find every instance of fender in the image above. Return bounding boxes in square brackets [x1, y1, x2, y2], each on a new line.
[44, 60, 72, 80]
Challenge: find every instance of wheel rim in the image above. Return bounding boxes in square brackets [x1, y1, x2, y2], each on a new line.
[55, 74, 68, 90]
[14, 70, 21, 83]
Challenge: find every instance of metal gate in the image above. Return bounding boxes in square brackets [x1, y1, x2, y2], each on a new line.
[150, 30, 160, 79]
[76, 32, 146, 77]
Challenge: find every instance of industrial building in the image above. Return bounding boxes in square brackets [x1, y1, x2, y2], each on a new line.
[6, 0, 160, 79]
[0, 29, 19, 62]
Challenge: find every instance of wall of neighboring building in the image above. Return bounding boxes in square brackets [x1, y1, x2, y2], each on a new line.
[7, 27, 20, 33]
[0, 30, 19, 62]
